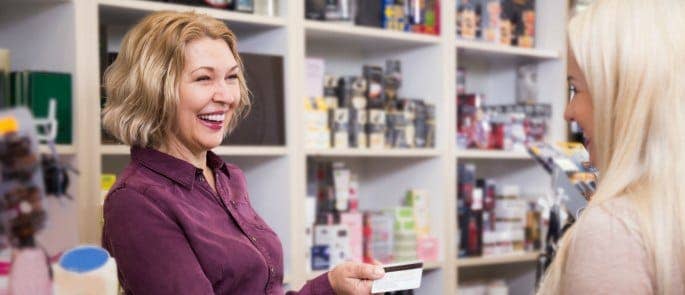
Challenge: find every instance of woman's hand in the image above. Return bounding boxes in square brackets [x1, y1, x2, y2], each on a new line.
[327, 261, 385, 295]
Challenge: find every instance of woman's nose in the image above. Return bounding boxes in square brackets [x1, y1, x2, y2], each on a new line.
[213, 81, 237, 105]
[564, 101, 574, 122]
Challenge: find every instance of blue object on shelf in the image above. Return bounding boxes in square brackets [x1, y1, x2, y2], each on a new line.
[59, 246, 110, 273]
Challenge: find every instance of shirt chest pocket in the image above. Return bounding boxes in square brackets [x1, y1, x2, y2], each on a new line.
[234, 201, 278, 234]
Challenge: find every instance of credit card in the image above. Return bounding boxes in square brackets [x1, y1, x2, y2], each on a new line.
[371, 260, 423, 294]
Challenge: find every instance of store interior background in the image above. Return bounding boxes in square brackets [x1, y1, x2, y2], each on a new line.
[0, 0, 595, 294]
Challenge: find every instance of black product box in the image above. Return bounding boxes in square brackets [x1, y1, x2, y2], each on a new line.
[336, 76, 356, 108]
[355, 0, 382, 27]
[223, 53, 285, 145]
[458, 163, 477, 257]
[306, 0, 327, 20]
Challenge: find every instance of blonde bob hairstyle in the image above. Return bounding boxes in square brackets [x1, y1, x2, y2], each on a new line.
[538, 0, 685, 294]
[102, 11, 250, 148]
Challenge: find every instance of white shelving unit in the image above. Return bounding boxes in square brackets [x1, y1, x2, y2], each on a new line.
[0, 1, 567, 294]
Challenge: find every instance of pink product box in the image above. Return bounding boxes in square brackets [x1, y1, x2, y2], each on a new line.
[340, 212, 363, 262]
[417, 236, 439, 262]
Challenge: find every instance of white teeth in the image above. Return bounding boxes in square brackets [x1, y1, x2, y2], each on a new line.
[198, 113, 225, 122]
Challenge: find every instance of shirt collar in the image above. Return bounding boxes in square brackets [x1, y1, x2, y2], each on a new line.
[131, 146, 230, 189]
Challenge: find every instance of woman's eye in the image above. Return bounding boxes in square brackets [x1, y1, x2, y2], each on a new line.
[196, 75, 210, 81]
[568, 84, 577, 102]
[226, 74, 238, 80]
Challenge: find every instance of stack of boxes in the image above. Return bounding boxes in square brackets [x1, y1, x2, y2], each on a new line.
[456, 0, 536, 48]
[306, 0, 440, 36]
[305, 58, 436, 150]
[457, 163, 541, 258]
[309, 162, 439, 270]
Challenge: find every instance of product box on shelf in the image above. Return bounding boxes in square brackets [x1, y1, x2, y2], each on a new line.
[406, 189, 430, 237]
[481, 0, 503, 43]
[304, 97, 331, 149]
[330, 108, 350, 148]
[456, 0, 481, 40]
[369, 211, 395, 263]
[232, 0, 254, 13]
[382, 0, 407, 31]
[363, 66, 385, 109]
[516, 64, 538, 104]
[306, 0, 326, 20]
[355, 0, 383, 28]
[306, 58, 325, 99]
[349, 77, 368, 149]
[367, 109, 387, 149]
[311, 245, 330, 270]
[340, 212, 363, 262]
[332, 162, 351, 211]
[393, 207, 418, 262]
[417, 236, 439, 262]
[499, 0, 516, 45]
[512, 0, 536, 48]
[314, 224, 352, 268]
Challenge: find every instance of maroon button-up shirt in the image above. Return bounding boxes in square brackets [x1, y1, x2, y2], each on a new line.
[102, 147, 333, 294]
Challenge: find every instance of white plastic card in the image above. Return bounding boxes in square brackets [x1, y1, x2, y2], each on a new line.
[371, 261, 423, 294]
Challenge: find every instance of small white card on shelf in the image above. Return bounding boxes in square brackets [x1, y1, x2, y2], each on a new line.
[371, 260, 423, 294]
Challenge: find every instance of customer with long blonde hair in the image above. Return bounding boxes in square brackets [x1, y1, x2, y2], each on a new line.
[538, 0, 685, 293]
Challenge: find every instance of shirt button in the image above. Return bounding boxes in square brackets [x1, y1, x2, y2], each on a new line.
[250, 236, 257, 242]
[269, 266, 275, 273]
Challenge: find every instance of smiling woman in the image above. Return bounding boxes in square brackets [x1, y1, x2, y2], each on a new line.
[100, 11, 384, 295]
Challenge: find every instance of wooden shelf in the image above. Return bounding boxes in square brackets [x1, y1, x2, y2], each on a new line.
[305, 20, 440, 51]
[98, 0, 285, 31]
[456, 39, 559, 60]
[101, 145, 287, 157]
[39, 144, 76, 155]
[457, 252, 540, 268]
[457, 149, 531, 160]
[306, 148, 441, 158]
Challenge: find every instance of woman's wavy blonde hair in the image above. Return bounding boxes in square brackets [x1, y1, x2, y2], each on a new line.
[538, 0, 685, 293]
[102, 11, 250, 148]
